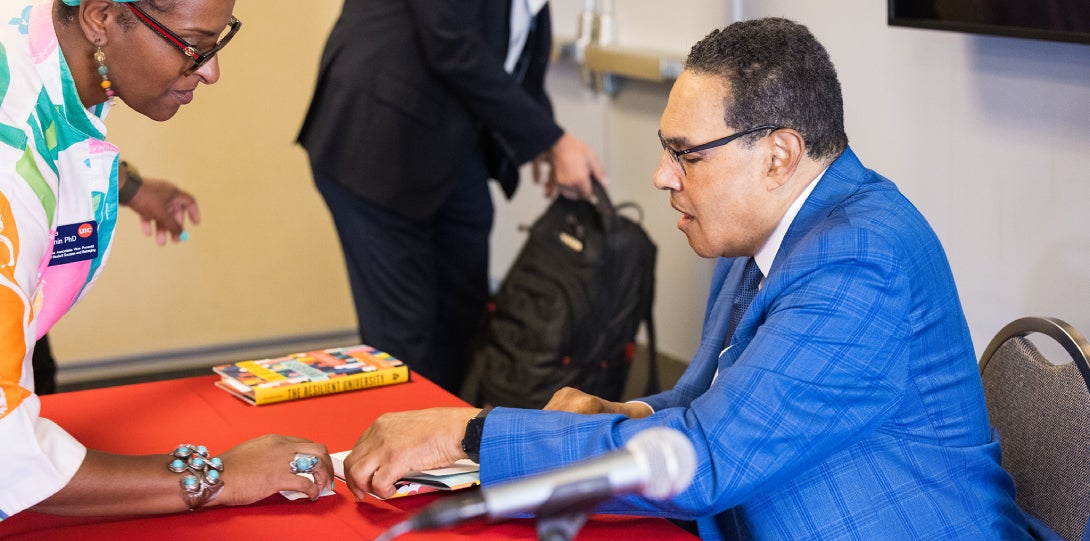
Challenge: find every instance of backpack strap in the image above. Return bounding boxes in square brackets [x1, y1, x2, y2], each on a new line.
[643, 271, 660, 396]
[589, 176, 616, 228]
[643, 316, 660, 395]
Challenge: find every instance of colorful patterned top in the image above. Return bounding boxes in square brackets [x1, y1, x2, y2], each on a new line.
[0, 0, 120, 520]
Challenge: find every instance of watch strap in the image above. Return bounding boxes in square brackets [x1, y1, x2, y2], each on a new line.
[119, 161, 143, 204]
[461, 407, 492, 463]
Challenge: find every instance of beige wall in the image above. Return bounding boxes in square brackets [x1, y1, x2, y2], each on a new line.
[50, 1, 356, 380]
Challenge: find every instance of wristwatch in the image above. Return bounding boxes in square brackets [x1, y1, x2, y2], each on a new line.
[118, 160, 143, 204]
[461, 407, 492, 463]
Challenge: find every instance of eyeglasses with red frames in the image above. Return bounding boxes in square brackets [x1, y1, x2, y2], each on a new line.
[124, 2, 241, 76]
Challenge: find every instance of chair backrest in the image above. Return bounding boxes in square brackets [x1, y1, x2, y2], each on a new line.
[979, 316, 1090, 541]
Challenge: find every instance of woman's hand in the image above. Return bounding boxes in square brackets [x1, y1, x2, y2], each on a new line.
[124, 177, 200, 245]
[215, 434, 333, 506]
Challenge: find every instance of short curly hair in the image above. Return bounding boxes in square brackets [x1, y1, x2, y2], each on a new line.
[685, 18, 848, 161]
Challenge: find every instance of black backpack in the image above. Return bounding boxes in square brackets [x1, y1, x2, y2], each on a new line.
[461, 180, 658, 409]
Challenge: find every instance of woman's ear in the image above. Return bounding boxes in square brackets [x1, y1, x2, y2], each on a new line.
[77, 0, 115, 46]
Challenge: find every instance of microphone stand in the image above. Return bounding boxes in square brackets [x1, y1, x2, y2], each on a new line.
[536, 510, 588, 541]
[532, 478, 613, 541]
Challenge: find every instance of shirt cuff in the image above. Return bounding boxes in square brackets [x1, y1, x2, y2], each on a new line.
[0, 395, 86, 518]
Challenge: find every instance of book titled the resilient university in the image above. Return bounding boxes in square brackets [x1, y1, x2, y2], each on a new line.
[212, 344, 410, 405]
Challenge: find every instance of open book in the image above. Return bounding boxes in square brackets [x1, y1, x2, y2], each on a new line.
[331, 450, 480, 499]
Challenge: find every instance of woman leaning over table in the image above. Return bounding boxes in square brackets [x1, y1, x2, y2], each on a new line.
[0, 0, 332, 520]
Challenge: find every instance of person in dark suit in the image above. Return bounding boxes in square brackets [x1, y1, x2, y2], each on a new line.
[297, 0, 605, 394]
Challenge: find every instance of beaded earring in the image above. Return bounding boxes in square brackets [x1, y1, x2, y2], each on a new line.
[93, 46, 115, 99]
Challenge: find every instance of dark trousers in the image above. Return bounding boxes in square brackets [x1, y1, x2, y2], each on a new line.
[313, 155, 493, 394]
[33, 334, 57, 395]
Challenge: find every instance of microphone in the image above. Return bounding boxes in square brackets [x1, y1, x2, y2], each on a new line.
[377, 426, 696, 540]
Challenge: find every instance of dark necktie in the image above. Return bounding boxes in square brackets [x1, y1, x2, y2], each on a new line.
[725, 258, 762, 345]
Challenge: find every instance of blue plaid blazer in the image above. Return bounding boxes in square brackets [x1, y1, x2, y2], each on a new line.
[480, 148, 1032, 540]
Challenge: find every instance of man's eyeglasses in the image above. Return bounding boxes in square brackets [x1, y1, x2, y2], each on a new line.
[125, 2, 242, 76]
[658, 125, 780, 173]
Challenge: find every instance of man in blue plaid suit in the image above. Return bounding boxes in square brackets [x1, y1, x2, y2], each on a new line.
[341, 17, 1036, 540]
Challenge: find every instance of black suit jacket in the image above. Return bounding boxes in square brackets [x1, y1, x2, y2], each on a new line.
[297, 0, 563, 220]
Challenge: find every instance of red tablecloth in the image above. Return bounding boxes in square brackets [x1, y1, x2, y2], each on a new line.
[0, 375, 696, 540]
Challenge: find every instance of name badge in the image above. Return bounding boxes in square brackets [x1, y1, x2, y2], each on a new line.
[49, 221, 98, 266]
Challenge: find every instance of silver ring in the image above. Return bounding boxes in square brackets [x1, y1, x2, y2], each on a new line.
[289, 453, 319, 474]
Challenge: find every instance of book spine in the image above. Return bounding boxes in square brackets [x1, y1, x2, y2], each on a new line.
[251, 366, 410, 405]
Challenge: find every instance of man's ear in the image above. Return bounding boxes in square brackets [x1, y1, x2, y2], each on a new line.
[766, 128, 805, 189]
[77, 0, 115, 46]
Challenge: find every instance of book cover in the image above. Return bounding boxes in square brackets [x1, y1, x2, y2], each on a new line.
[212, 344, 410, 405]
[331, 451, 481, 499]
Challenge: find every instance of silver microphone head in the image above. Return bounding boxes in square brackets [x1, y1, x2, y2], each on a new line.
[627, 427, 697, 500]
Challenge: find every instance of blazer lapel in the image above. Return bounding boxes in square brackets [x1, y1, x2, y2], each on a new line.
[703, 257, 749, 370]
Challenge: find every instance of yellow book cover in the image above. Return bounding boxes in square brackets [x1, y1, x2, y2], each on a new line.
[212, 344, 410, 405]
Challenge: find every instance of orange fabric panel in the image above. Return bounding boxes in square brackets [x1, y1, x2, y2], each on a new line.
[0, 191, 29, 417]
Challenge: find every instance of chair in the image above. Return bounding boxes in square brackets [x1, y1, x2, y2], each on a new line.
[979, 316, 1090, 541]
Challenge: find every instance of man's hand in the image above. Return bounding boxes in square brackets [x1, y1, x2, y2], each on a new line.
[343, 407, 479, 500]
[533, 133, 607, 200]
[543, 387, 653, 418]
[124, 177, 200, 245]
